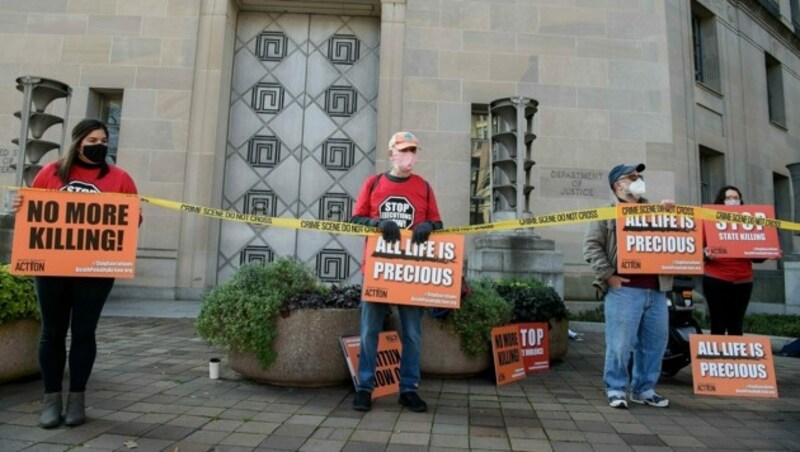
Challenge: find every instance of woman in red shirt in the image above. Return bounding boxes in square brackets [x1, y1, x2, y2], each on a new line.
[14, 119, 139, 429]
[702, 186, 773, 335]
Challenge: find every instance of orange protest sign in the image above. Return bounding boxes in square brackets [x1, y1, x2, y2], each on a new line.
[517, 323, 549, 373]
[491, 325, 526, 385]
[362, 232, 464, 308]
[702, 205, 781, 259]
[10, 188, 139, 279]
[690, 335, 778, 398]
[616, 204, 703, 274]
[340, 331, 402, 400]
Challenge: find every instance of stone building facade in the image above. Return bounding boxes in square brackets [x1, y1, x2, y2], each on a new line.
[0, 0, 797, 311]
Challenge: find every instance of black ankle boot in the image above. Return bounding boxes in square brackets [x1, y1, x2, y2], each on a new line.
[64, 392, 86, 426]
[39, 392, 62, 429]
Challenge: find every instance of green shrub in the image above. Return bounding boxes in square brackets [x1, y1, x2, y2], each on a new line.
[282, 284, 361, 316]
[196, 258, 324, 369]
[743, 314, 800, 337]
[443, 279, 513, 357]
[0, 264, 39, 324]
[569, 303, 605, 322]
[492, 277, 569, 322]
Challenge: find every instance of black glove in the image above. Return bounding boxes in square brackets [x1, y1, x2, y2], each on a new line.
[377, 219, 401, 243]
[412, 221, 434, 244]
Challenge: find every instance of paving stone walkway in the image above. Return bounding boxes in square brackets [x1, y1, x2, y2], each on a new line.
[1, 316, 799, 451]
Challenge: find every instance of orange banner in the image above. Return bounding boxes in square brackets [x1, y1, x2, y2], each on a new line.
[361, 232, 464, 308]
[702, 205, 781, 259]
[340, 331, 402, 400]
[517, 323, 549, 373]
[690, 335, 778, 398]
[491, 325, 526, 385]
[10, 188, 140, 279]
[616, 204, 703, 274]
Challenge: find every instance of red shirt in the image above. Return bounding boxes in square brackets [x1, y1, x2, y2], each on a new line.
[352, 173, 441, 228]
[33, 161, 138, 195]
[702, 224, 753, 283]
[33, 161, 141, 225]
[704, 258, 753, 283]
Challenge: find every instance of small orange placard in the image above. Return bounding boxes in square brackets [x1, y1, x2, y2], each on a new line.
[616, 204, 703, 274]
[340, 331, 402, 400]
[702, 205, 781, 259]
[491, 325, 526, 386]
[361, 232, 464, 308]
[517, 322, 549, 373]
[11, 188, 139, 279]
[690, 335, 778, 398]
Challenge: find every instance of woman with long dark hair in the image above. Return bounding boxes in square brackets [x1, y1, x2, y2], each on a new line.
[14, 119, 139, 428]
[703, 186, 776, 335]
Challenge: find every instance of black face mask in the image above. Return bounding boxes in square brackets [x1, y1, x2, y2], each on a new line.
[81, 144, 108, 164]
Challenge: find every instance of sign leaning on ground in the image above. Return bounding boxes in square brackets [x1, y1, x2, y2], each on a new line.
[517, 322, 550, 373]
[690, 335, 778, 398]
[10, 188, 140, 278]
[491, 325, 526, 386]
[361, 232, 465, 309]
[702, 204, 781, 259]
[340, 331, 402, 400]
[616, 204, 704, 274]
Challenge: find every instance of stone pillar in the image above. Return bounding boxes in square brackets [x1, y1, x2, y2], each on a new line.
[469, 232, 564, 298]
[787, 163, 800, 231]
[376, 0, 406, 169]
[469, 96, 564, 297]
[784, 162, 800, 310]
[175, 0, 238, 299]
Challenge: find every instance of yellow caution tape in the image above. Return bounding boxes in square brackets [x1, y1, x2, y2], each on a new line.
[4, 185, 800, 235]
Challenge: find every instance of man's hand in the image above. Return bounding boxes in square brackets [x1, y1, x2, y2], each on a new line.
[660, 199, 675, 210]
[411, 221, 433, 244]
[606, 274, 630, 289]
[10, 195, 22, 213]
[378, 219, 401, 243]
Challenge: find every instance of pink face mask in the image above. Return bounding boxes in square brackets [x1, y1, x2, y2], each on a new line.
[390, 150, 418, 172]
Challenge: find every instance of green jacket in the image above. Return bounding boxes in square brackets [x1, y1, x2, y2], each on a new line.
[583, 200, 673, 294]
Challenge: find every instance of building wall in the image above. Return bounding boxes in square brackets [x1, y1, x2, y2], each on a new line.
[1, 0, 798, 302]
[0, 0, 202, 298]
[398, 0, 675, 300]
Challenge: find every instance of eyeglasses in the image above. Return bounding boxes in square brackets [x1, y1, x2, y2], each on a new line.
[397, 147, 417, 153]
[617, 174, 643, 182]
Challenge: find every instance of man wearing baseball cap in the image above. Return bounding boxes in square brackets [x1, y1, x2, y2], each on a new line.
[348, 131, 443, 413]
[584, 163, 675, 409]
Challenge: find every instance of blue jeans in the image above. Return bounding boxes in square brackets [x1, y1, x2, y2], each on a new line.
[604, 286, 668, 398]
[357, 301, 423, 394]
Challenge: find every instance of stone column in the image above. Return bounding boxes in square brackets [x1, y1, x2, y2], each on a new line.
[784, 162, 800, 311]
[469, 96, 564, 297]
[175, 0, 238, 299]
[376, 0, 406, 168]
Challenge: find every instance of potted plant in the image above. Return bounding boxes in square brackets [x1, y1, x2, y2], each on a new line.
[419, 279, 513, 377]
[492, 277, 570, 361]
[196, 258, 361, 387]
[0, 264, 41, 383]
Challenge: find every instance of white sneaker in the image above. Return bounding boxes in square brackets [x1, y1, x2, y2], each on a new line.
[608, 395, 628, 409]
[630, 393, 669, 408]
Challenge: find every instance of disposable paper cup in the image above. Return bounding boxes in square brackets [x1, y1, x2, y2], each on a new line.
[209, 358, 220, 379]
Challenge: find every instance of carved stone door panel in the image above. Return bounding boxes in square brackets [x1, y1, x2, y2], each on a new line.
[219, 13, 379, 283]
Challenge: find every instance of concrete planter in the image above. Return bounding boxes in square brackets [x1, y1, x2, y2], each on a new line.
[548, 318, 569, 362]
[419, 315, 491, 378]
[0, 319, 41, 383]
[228, 309, 360, 387]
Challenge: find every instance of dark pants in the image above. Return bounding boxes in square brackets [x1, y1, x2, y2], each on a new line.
[702, 276, 752, 336]
[35, 276, 114, 393]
